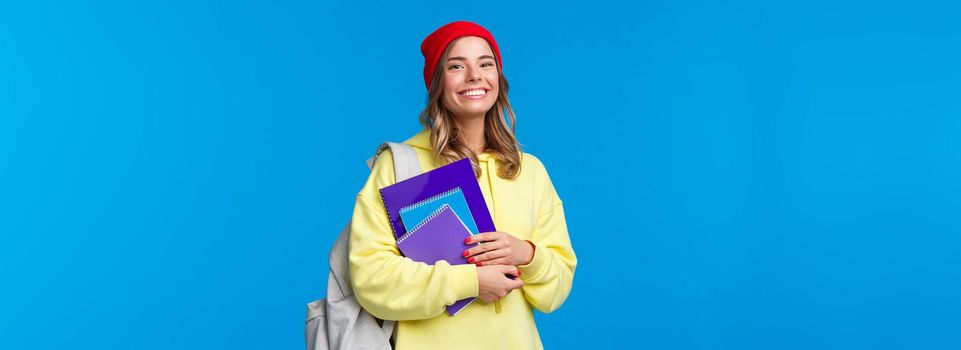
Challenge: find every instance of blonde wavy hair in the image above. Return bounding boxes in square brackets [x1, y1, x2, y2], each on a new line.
[418, 39, 522, 180]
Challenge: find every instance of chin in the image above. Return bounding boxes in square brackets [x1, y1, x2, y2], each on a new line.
[459, 106, 494, 117]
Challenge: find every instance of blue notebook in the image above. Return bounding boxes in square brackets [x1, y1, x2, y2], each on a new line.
[399, 187, 478, 235]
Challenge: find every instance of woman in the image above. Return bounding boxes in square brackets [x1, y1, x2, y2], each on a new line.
[348, 21, 576, 349]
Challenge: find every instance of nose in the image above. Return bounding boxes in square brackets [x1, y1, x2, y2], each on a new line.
[467, 65, 482, 82]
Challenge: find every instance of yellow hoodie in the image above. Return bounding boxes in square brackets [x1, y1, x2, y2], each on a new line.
[348, 129, 577, 350]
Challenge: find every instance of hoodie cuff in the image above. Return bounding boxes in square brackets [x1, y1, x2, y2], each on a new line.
[448, 263, 479, 301]
[518, 240, 550, 280]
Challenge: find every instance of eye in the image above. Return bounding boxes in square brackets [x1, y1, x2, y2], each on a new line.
[447, 64, 464, 70]
[480, 61, 495, 68]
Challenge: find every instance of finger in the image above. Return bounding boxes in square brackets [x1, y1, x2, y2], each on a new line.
[465, 231, 504, 244]
[480, 257, 512, 267]
[508, 277, 524, 290]
[463, 244, 492, 259]
[484, 257, 511, 266]
[464, 232, 490, 244]
[464, 242, 494, 257]
[470, 249, 509, 264]
[465, 238, 507, 257]
[475, 240, 511, 257]
[502, 265, 522, 287]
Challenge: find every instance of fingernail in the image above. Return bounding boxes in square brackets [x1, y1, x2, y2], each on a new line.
[517, 270, 522, 276]
[464, 238, 471, 244]
[467, 257, 475, 263]
[475, 261, 482, 266]
[462, 250, 469, 257]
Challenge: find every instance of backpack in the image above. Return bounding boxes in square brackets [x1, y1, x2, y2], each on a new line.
[305, 142, 422, 350]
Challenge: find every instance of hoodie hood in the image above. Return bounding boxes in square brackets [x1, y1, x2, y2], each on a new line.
[403, 128, 433, 152]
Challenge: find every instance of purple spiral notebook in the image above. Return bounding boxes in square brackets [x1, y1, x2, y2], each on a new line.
[396, 204, 479, 316]
[380, 157, 496, 239]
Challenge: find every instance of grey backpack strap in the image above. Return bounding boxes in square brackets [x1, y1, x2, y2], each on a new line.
[366, 142, 422, 182]
[308, 141, 423, 350]
[361, 142, 422, 343]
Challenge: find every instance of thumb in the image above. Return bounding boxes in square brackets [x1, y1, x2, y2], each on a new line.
[500, 265, 519, 277]
[509, 276, 524, 290]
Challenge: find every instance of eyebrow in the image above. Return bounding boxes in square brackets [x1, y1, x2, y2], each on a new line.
[447, 55, 497, 62]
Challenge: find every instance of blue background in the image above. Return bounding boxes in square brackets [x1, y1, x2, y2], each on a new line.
[2, 0, 959, 349]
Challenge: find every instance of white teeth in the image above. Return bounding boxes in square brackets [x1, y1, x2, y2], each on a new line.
[462, 89, 486, 97]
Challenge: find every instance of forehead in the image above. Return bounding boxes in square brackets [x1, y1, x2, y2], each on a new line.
[447, 36, 494, 58]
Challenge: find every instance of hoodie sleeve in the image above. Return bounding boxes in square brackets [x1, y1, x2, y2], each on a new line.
[348, 150, 480, 321]
[517, 158, 577, 313]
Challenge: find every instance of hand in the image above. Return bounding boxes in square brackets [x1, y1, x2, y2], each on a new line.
[476, 265, 523, 303]
[463, 231, 534, 266]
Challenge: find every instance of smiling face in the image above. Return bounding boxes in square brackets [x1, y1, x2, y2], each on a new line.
[440, 36, 500, 121]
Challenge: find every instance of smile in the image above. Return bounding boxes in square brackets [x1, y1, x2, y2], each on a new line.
[457, 88, 489, 100]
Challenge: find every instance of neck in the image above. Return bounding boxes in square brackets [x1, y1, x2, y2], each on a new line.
[453, 114, 486, 154]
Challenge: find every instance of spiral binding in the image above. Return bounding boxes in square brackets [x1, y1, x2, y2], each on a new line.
[379, 188, 401, 238]
[396, 204, 452, 244]
[398, 187, 462, 215]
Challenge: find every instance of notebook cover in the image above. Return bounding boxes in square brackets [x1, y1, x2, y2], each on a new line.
[380, 157, 495, 239]
[396, 204, 479, 316]
[399, 187, 479, 235]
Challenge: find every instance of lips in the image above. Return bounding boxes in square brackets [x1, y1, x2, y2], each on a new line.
[457, 88, 489, 99]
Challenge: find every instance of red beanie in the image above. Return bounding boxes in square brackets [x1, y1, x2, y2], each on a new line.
[421, 21, 502, 91]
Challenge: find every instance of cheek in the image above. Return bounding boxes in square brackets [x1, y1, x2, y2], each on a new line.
[486, 72, 500, 93]
[442, 79, 456, 92]
[440, 76, 457, 106]
[441, 92, 456, 112]
[486, 70, 499, 84]
[443, 71, 461, 91]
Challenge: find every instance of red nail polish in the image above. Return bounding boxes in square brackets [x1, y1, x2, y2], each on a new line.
[517, 270, 522, 276]
[475, 261, 482, 266]
[464, 238, 471, 244]
[462, 250, 469, 257]
[467, 257, 475, 263]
